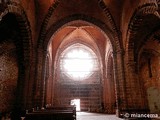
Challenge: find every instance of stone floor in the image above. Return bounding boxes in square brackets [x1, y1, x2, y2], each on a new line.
[76, 112, 160, 120]
[77, 112, 123, 120]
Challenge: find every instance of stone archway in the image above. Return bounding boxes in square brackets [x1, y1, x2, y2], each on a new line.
[38, 18, 124, 113]
[125, 1, 160, 114]
[0, 1, 33, 110]
[36, 1, 123, 115]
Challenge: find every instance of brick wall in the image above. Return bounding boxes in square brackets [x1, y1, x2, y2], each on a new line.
[0, 41, 18, 112]
[139, 39, 160, 114]
[54, 83, 102, 112]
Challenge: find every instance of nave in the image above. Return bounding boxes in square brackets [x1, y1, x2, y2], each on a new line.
[1, 0, 160, 119]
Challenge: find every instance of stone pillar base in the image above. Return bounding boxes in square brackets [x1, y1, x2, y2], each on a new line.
[116, 109, 120, 117]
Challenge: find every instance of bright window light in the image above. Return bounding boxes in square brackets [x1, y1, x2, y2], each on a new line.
[60, 44, 97, 80]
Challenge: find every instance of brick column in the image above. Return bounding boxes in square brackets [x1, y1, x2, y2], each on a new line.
[113, 50, 127, 117]
[33, 48, 45, 108]
[122, 46, 149, 118]
[122, 54, 149, 117]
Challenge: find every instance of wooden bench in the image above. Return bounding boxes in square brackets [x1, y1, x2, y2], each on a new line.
[25, 111, 75, 120]
[24, 106, 76, 120]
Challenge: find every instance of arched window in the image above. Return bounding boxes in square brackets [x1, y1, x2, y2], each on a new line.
[59, 43, 98, 80]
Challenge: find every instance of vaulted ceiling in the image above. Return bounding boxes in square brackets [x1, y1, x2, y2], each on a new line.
[30, 0, 160, 66]
[48, 20, 108, 66]
[35, 0, 124, 31]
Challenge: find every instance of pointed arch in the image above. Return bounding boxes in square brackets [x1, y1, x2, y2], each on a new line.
[36, 1, 125, 115]
[0, 1, 33, 109]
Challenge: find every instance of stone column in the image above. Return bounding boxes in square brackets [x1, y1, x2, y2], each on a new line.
[113, 49, 127, 117]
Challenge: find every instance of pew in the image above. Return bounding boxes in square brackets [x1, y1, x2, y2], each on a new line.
[24, 106, 76, 120]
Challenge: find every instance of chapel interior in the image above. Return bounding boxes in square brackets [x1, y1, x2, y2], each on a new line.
[0, 0, 160, 120]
